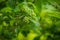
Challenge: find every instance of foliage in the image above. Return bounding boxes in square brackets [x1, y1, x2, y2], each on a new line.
[0, 0, 60, 40]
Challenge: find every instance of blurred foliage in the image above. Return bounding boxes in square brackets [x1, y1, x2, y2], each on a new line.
[0, 0, 60, 40]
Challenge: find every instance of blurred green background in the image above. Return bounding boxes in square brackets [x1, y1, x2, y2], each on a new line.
[0, 0, 60, 40]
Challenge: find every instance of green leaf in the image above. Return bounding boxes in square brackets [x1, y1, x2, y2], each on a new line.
[10, 20, 15, 26]
[3, 21, 8, 26]
[34, 0, 41, 13]
[8, 0, 16, 8]
[1, 7, 12, 13]
[48, 12, 60, 19]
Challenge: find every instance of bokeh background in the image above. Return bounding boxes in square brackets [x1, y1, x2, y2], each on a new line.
[0, 0, 60, 40]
